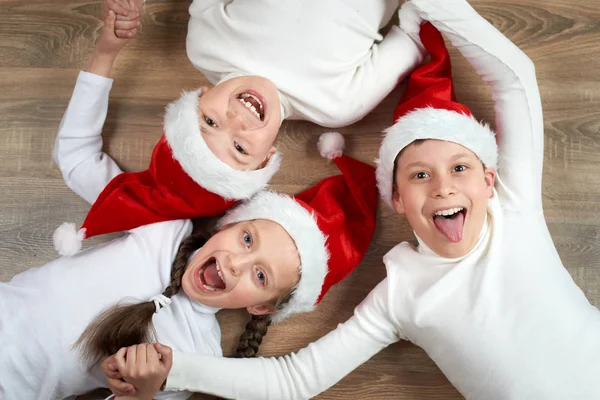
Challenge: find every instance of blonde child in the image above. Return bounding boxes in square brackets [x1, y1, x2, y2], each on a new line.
[103, 1, 600, 399]
[0, 11, 379, 400]
[106, 0, 425, 131]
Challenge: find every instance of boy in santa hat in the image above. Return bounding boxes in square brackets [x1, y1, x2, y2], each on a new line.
[102, 1, 600, 399]
[104, 0, 425, 130]
[0, 9, 380, 399]
[52, 7, 283, 256]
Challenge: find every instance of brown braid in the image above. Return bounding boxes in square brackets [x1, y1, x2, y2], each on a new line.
[235, 314, 272, 358]
[234, 288, 295, 358]
[75, 218, 213, 367]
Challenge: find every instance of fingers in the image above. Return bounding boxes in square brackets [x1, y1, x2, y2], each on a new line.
[146, 343, 160, 364]
[154, 343, 174, 370]
[101, 356, 122, 380]
[126, 345, 138, 367]
[116, 12, 139, 22]
[115, 29, 137, 39]
[137, 343, 148, 365]
[114, 346, 129, 372]
[107, 0, 133, 17]
[114, 19, 140, 32]
[105, 10, 117, 31]
[107, 376, 136, 396]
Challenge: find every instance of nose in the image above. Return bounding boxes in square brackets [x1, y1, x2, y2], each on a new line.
[226, 252, 252, 277]
[226, 108, 248, 132]
[431, 174, 456, 198]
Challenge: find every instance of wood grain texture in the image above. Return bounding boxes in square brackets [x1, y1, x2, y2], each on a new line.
[1, 0, 599, 399]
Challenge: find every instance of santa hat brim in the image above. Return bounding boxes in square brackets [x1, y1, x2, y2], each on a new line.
[218, 191, 329, 323]
[164, 90, 281, 200]
[376, 107, 498, 210]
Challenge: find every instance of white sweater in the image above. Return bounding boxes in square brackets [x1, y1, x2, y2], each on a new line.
[0, 72, 222, 400]
[164, 1, 600, 399]
[186, 0, 424, 127]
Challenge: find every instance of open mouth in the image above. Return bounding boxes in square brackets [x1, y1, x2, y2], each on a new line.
[236, 92, 265, 121]
[196, 257, 226, 292]
[432, 207, 467, 243]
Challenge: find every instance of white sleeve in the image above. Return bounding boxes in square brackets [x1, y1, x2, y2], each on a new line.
[53, 71, 123, 205]
[342, 26, 425, 125]
[155, 390, 191, 400]
[164, 279, 401, 400]
[402, 0, 544, 208]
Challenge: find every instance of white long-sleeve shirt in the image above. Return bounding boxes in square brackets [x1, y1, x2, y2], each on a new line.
[186, 0, 424, 127]
[164, 1, 600, 399]
[0, 72, 222, 400]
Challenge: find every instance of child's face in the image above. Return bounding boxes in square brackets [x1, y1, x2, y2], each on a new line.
[198, 76, 281, 171]
[393, 140, 495, 258]
[181, 219, 301, 315]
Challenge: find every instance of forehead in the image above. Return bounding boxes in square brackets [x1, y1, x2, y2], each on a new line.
[396, 139, 479, 168]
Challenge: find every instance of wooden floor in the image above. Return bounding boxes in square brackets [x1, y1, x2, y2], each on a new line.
[1, 0, 600, 399]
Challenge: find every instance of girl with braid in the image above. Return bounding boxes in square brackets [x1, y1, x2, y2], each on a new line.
[0, 11, 378, 400]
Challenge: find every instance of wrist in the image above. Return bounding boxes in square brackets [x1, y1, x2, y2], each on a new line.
[86, 50, 119, 78]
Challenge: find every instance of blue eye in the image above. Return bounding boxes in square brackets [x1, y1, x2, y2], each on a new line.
[454, 165, 467, 172]
[204, 116, 217, 127]
[243, 232, 252, 247]
[414, 172, 429, 179]
[256, 270, 266, 285]
[235, 142, 247, 155]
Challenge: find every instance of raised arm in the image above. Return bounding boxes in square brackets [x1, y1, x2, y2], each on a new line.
[342, 26, 425, 125]
[164, 279, 401, 400]
[53, 12, 129, 205]
[401, 0, 545, 209]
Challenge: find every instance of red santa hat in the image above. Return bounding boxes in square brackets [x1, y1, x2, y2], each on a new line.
[53, 89, 281, 256]
[376, 21, 498, 209]
[219, 132, 378, 322]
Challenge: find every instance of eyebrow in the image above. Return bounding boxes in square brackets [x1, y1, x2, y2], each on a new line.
[404, 153, 474, 170]
[450, 153, 474, 161]
[403, 161, 428, 170]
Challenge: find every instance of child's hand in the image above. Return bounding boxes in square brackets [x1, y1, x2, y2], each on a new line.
[104, 0, 143, 39]
[86, 9, 133, 77]
[102, 354, 137, 397]
[114, 343, 174, 400]
[96, 9, 134, 57]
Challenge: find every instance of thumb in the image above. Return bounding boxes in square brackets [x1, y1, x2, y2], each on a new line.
[154, 342, 173, 369]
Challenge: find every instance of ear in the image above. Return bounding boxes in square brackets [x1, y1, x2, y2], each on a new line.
[392, 187, 406, 215]
[247, 303, 275, 316]
[258, 146, 277, 169]
[484, 167, 496, 199]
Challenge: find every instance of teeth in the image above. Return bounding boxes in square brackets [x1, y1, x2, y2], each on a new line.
[215, 261, 225, 283]
[237, 93, 263, 120]
[203, 284, 217, 291]
[434, 207, 464, 216]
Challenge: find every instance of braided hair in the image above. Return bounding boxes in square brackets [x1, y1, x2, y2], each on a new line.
[75, 218, 212, 367]
[234, 290, 294, 358]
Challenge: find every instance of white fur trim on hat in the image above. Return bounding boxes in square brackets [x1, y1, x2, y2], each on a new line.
[164, 89, 281, 200]
[218, 191, 329, 322]
[376, 107, 498, 209]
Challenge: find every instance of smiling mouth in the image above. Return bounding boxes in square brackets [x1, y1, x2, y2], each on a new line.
[432, 207, 467, 243]
[237, 92, 265, 121]
[197, 257, 226, 292]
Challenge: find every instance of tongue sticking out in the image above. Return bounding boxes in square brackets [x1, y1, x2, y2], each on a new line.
[203, 263, 225, 290]
[433, 212, 465, 243]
